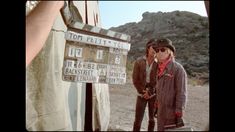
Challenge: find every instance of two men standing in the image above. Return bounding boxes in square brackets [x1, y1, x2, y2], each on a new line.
[132, 38, 188, 131]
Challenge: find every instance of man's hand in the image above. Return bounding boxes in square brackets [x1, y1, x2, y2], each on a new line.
[154, 101, 158, 108]
[175, 112, 182, 118]
[153, 101, 158, 118]
[142, 90, 150, 100]
[175, 112, 184, 127]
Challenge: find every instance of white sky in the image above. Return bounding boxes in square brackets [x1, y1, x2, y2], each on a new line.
[99, 1, 208, 29]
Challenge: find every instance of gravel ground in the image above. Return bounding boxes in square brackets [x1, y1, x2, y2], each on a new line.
[108, 79, 209, 131]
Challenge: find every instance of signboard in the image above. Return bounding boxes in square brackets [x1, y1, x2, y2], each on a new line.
[62, 29, 130, 84]
[61, 2, 131, 84]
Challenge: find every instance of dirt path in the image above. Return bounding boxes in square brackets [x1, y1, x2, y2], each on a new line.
[108, 79, 209, 131]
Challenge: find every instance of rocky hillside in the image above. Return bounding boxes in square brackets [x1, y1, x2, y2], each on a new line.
[110, 11, 209, 82]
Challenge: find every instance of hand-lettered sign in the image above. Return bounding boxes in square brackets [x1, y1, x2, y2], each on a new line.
[61, 2, 131, 84]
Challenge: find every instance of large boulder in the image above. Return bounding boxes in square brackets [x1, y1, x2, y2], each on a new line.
[110, 11, 209, 79]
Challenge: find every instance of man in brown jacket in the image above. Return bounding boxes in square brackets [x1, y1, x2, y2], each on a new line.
[132, 39, 158, 131]
[153, 38, 187, 131]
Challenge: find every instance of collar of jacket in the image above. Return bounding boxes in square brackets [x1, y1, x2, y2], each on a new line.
[157, 59, 174, 78]
[157, 57, 172, 76]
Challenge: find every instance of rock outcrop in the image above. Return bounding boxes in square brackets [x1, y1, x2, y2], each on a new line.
[109, 11, 209, 80]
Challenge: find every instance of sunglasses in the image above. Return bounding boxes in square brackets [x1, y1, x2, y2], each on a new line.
[155, 48, 167, 53]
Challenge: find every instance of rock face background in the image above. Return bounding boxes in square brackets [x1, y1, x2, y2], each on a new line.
[109, 11, 209, 82]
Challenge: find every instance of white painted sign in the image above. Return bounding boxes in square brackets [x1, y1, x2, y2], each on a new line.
[61, 3, 131, 84]
[68, 46, 83, 57]
[76, 75, 99, 83]
[62, 29, 130, 84]
[75, 60, 97, 70]
[64, 67, 97, 76]
[64, 60, 75, 68]
[65, 31, 131, 50]
[97, 64, 107, 76]
[114, 55, 121, 64]
[106, 78, 126, 84]
[109, 48, 128, 55]
[96, 50, 103, 60]
[106, 65, 126, 84]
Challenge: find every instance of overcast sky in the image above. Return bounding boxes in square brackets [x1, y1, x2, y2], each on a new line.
[99, 1, 208, 29]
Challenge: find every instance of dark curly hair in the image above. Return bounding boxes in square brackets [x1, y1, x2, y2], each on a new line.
[146, 38, 157, 57]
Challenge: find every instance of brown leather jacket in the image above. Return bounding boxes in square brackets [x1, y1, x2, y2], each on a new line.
[132, 56, 157, 94]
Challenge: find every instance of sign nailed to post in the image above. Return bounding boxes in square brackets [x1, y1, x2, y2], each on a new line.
[61, 2, 131, 84]
[65, 31, 130, 50]
[62, 29, 130, 84]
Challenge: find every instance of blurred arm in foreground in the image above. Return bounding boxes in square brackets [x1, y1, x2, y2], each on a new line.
[26, 1, 64, 67]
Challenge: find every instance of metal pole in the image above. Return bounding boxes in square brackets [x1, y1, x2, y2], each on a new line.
[84, 83, 93, 131]
[85, 0, 88, 24]
[84, 1, 92, 131]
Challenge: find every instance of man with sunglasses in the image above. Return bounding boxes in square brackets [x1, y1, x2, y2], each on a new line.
[153, 38, 188, 131]
[132, 38, 158, 131]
